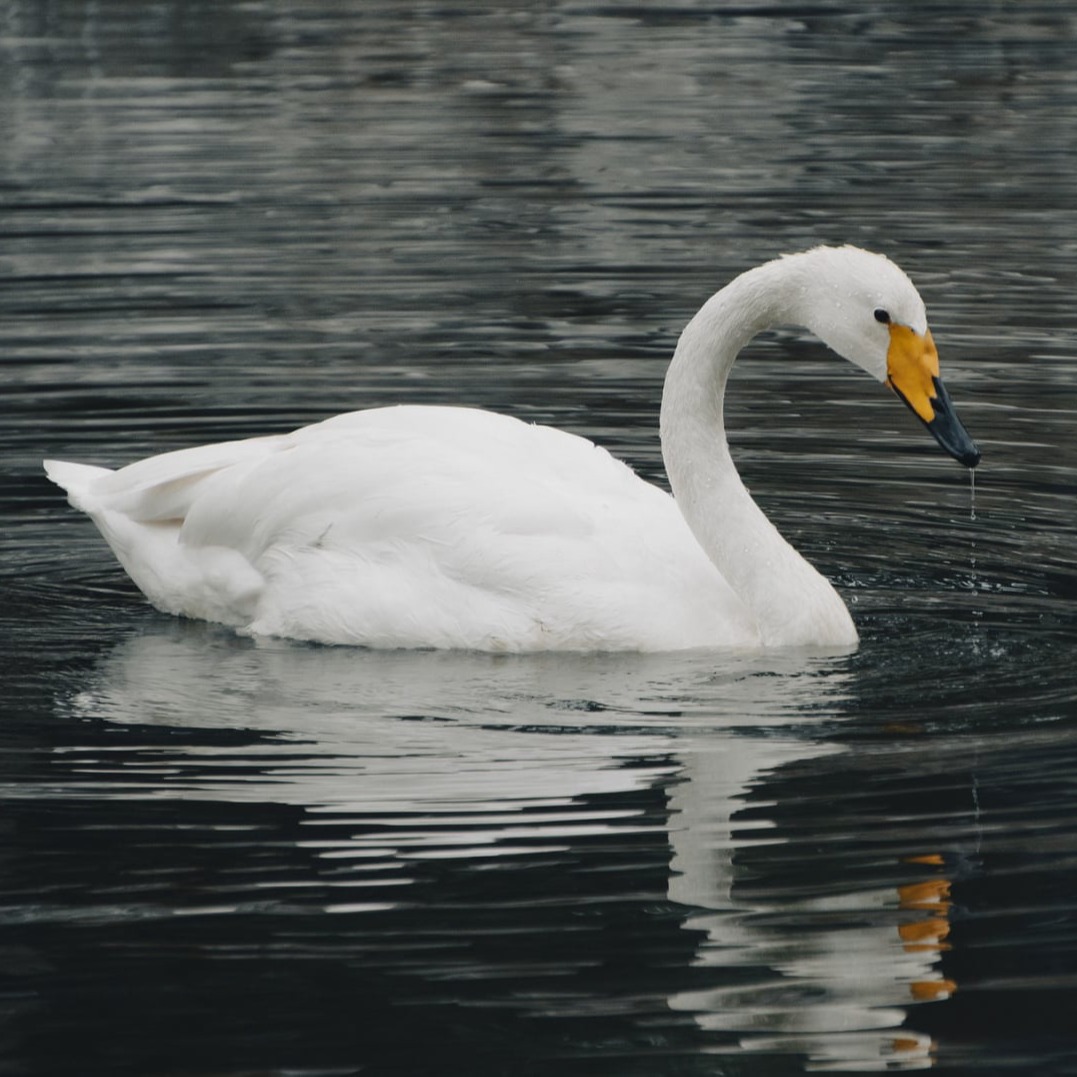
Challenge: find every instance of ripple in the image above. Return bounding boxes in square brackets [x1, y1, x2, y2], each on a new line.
[4, 2, 1077, 1074]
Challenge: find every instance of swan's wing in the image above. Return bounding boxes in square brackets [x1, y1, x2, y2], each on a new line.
[176, 407, 756, 648]
[48, 405, 758, 650]
[180, 406, 627, 555]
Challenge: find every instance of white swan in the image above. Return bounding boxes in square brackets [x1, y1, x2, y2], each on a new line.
[45, 245, 979, 652]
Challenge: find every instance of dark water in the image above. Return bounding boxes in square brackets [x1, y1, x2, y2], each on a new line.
[3, 1, 1077, 1074]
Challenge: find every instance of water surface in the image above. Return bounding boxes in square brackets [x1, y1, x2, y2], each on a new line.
[3, 2, 1077, 1074]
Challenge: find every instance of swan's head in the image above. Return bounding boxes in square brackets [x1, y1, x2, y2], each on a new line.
[789, 246, 980, 468]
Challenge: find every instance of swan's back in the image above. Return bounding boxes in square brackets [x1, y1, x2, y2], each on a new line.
[47, 405, 757, 651]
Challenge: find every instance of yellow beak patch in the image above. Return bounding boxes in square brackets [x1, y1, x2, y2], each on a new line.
[886, 325, 940, 422]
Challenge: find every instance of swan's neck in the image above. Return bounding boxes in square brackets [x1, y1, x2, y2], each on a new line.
[659, 260, 856, 647]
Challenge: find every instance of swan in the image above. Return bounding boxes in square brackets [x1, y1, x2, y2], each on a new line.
[44, 245, 980, 652]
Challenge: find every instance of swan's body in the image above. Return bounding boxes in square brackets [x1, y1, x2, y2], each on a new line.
[45, 246, 979, 652]
[46, 407, 764, 650]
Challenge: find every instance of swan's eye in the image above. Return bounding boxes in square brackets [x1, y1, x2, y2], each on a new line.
[873, 308, 891, 325]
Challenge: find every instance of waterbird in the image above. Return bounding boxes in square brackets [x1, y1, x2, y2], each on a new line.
[45, 245, 980, 652]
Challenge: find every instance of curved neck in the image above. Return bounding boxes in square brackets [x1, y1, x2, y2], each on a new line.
[659, 259, 855, 647]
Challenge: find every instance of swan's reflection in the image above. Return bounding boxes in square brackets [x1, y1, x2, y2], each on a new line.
[56, 622, 954, 1070]
[667, 748, 954, 1071]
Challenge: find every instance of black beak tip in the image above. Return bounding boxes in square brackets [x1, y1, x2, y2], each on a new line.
[958, 443, 981, 470]
[926, 418, 981, 470]
[925, 376, 981, 470]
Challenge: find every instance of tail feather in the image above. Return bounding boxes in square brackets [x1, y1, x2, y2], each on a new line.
[45, 434, 289, 524]
[44, 456, 262, 624]
[43, 459, 113, 512]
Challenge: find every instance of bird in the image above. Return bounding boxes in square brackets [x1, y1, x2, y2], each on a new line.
[45, 245, 980, 653]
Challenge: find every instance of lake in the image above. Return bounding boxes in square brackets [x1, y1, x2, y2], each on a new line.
[3, 1, 1077, 1073]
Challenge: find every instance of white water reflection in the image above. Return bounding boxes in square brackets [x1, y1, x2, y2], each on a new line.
[668, 747, 952, 1071]
[40, 624, 954, 1070]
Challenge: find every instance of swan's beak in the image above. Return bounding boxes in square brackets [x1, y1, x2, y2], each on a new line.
[885, 325, 981, 469]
